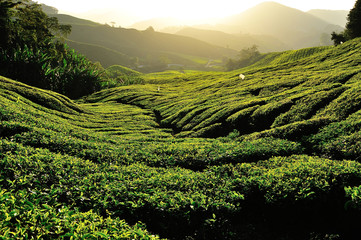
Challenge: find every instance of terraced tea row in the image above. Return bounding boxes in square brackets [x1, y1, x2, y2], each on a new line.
[83, 40, 361, 163]
[2, 39, 361, 239]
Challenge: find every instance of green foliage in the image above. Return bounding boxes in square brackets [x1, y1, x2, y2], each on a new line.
[0, 188, 161, 239]
[345, 185, 361, 210]
[345, 0, 361, 39]
[0, 0, 70, 49]
[331, 31, 346, 46]
[0, 0, 19, 46]
[0, 1, 103, 99]
[226, 45, 262, 70]
[330, 0, 361, 45]
[0, 44, 103, 98]
[2, 37, 361, 239]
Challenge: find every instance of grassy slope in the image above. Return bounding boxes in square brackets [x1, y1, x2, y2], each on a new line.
[66, 24, 236, 59]
[55, 14, 237, 70]
[2, 39, 361, 239]
[66, 40, 135, 68]
[50, 14, 101, 27]
[176, 27, 290, 52]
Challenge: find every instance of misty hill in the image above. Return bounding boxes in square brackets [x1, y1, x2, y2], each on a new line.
[219, 1, 343, 49]
[77, 9, 139, 27]
[50, 14, 101, 27]
[308, 9, 349, 27]
[130, 2, 345, 51]
[40, 4, 58, 15]
[130, 17, 186, 31]
[176, 27, 290, 52]
[53, 14, 236, 71]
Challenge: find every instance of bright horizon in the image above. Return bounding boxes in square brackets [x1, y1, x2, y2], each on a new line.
[36, 0, 357, 26]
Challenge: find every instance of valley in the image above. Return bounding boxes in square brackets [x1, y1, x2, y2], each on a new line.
[2, 38, 361, 239]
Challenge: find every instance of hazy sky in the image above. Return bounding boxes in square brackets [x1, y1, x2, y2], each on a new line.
[36, 0, 357, 26]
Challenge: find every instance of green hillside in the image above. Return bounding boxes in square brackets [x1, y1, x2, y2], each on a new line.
[50, 14, 101, 27]
[53, 14, 237, 71]
[2, 38, 361, 239]
[66, 40, 135, 68]
[176, 27, 290, 52]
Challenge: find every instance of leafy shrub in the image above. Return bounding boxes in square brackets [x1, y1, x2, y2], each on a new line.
[0, 44, 103, 99]
[0, 189, 160, 239]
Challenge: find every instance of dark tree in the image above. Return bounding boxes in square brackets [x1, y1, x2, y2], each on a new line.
[331, 31, 346, 46]
[0, 0, 71, 49]
[13, 2, 71, 48]
[345, 0, 361, 39]
[0, 0, 20, 47]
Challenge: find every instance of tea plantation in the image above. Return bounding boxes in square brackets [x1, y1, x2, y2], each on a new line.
[2, 38, 361, 239]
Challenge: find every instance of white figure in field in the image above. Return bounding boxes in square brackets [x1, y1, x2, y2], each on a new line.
[239, 74, 245, 80]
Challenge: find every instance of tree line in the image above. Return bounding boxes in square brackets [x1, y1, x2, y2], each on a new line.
[0, 0, 103, 99]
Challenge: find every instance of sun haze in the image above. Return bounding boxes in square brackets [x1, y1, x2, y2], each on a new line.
[36, 0, 356, 26]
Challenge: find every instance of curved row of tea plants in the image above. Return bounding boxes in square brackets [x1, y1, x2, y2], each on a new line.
[2, 39, 361, 239]
[84, 39, 361, 162]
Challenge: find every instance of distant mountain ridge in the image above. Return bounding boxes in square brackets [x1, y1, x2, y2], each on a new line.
[46, 1, 348, 70]
[51, 14, 101, 27]
[131, 1, 345, 50]
[307, 9, 349, 27]
[219, 1, 343, 49]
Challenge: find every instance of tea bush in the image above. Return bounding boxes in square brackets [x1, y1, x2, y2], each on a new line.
[2, 38, 361, 239]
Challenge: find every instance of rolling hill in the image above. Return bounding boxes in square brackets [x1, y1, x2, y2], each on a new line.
[2, 36, 361, 239]
[130, 17, 186, 31]
[131, 2, 345, 51]
[175, 27, 290, 52]
[51, 14, 237, 71]
[51, 13, 102, 27]
[308, 9, 349, 27]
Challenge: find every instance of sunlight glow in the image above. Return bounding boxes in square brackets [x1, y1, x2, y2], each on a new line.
[36, 0, 357, 26]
